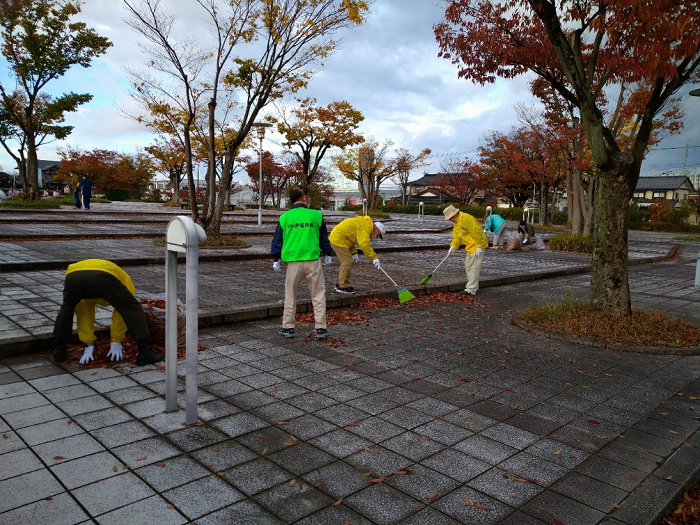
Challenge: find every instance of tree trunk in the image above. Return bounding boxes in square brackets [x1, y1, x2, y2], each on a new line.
[571, 166, 583, 234]
[538, 181, 548, 225]
[581, 175, 597, 236]
[590, 153, 632, 315]
[170, 171, 180, 203]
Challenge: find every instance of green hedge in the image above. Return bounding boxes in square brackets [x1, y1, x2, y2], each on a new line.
[630, 221, 700, 233]
[105, 188, 131, 201]
[341, 203, 542, 221]
[548, 233, 594, 254]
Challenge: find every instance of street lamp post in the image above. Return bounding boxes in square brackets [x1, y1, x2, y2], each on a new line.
[689, 88, 700, 287]
[252, 122, 272, 226]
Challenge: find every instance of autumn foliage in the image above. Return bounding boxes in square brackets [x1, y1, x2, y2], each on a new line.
[435, 0, 700, 315]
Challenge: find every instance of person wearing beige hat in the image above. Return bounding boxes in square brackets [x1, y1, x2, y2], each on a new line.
[443, 204, 488, 295]
[329, 215, 385, 293]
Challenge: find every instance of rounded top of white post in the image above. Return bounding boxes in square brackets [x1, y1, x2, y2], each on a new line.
[166, 216, 207, 253]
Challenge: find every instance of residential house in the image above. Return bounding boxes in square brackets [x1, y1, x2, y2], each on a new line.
[406, 173, 457, 205]
[632, 175, 695, 208]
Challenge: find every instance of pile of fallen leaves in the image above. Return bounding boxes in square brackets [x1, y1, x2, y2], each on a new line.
[663, 486, 700, 524]
[296, 292, 480, 327]
[63, 336, 206, 368]
[519, 302, 700, 348]
[62, 297, 201, 368]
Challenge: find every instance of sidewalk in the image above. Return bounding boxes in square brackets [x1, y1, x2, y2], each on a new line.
[2, 203, 700, 524]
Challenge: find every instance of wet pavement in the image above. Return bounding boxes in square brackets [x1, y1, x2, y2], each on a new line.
[1, 201, 700, 524]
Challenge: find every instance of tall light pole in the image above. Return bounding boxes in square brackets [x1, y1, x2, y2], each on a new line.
[252, 122, 272, 226]
[689, 87, 699, 287]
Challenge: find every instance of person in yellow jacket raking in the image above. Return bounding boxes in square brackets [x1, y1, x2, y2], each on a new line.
[53, 259, 163, 366]
[443, 205, 488, 296]
[329, 215, 385, 294]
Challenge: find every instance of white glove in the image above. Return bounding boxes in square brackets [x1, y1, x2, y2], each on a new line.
[273, 261, 281, 271]
[373, 259, 381, 269]
[476, 248, 484, 256]
[448, 247, 455, 256]
[484, 229, 488, 233]
[324, 255, 332, 265]
[79, 345, 94, 364]
[107, 342, 123, 361]
[522, 239, 528, 245]
[351, 253, 359, 263]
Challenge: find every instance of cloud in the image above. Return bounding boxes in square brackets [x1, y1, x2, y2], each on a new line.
[0, 0, 696, 182]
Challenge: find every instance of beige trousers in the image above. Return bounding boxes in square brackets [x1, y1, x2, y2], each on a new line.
[283, 259, 327, 329]
[464, 251, 484, 294]
[331, 243, 354, 288]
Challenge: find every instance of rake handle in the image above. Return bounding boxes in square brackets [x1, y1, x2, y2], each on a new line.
[379, 266, 399, 287]
[432, 251, 452, 274]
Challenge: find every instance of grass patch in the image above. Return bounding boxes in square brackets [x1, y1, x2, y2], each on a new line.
[519, 298, 700, 348]
[674, 234, 700, 242]
[0, 196, 65, 208]
[200, 235, 250, 248]
[154, 234, 250, 249]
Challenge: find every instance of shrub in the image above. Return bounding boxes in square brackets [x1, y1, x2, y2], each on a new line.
[551, 210, 568, 225]
[105, 188, 131, 201]
[548, 233, 594, 254]
[0, 196, 63, 208]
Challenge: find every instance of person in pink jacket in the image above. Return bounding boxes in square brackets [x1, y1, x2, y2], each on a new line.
[443, 205, 488, 296]
[329, 215, 385, 294]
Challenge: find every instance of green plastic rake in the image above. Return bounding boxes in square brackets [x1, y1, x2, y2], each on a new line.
[379, 267, 416, 304]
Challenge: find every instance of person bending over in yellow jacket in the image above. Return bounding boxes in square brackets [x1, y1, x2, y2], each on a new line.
[329, 215, 385, 294]
[443, 205, 489, 296]
[53, 259, 163, 366]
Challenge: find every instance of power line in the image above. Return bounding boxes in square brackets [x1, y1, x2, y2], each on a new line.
[648, 145, 700, 151]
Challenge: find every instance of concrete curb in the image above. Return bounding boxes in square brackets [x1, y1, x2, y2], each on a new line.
[0, 247, 677, 359]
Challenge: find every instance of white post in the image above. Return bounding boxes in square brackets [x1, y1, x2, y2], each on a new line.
[362, 198, 367, 216]
[165, 216, 206, 424]
[257, 134, 263, 226]
[418, 201, 424, 221]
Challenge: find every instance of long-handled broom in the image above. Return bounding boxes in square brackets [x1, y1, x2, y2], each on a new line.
[420, 251, 451, 285]
[379, 267, 416, 304]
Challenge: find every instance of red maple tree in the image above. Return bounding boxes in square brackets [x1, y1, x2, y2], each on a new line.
[435, 0, 700, 315]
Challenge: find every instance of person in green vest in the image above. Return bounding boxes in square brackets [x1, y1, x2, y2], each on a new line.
[271, 185, 333, 340]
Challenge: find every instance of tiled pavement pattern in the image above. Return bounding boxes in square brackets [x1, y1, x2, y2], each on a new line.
[1, 202, 700, 524]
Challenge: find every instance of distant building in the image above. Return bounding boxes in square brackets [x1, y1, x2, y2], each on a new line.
[632, 175, 695, 209]
[37, 160, 62, 189]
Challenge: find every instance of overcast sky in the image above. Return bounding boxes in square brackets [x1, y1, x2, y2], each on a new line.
[1, 0, 698, 182]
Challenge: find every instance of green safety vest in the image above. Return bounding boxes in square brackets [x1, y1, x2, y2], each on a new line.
[279, 206, 322, 262]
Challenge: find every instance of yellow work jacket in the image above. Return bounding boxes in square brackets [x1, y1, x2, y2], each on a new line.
[450, 212, 488, 254]
[329, 216, 377, 260]
[66, 259, 137, 344]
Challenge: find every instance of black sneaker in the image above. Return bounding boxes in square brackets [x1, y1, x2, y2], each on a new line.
[334, 285, 356, 294]
[278, 327, 296, 338]
[316, 328, 329, 340]
[136, 351, 164, 366]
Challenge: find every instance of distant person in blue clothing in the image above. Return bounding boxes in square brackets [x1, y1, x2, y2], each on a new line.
[78, 175, 93, 209]
[483, 206, 507, 249]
